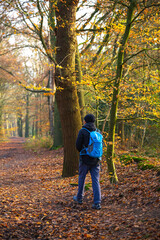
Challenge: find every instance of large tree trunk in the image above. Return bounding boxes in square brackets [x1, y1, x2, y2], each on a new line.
[106, 0, 136, 184]
[55, 0, 82, 177]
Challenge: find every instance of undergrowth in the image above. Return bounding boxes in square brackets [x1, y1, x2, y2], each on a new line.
[119, 153, 160, 174]
[24, 136, 53, 151]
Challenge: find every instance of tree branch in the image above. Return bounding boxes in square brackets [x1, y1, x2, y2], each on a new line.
[0, 66, 15, 77]
[0, 45, 47, 57]
[123, 48, 159, 64]
[131, 3, 160, 24]
[77, 27, 107, 33]
[117, 116, 160, 123]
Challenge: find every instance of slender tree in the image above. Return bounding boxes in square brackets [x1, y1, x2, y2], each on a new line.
[106, 0, 137, 183]
[25, 94, 29, 138]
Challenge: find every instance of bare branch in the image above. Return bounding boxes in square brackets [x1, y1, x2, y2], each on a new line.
[0, 66, 15, 77]
[131, 3, 160, 24]
[117, 116, 160, 123]
[0, 45, 47, 57]
[123, 48, 159, 64]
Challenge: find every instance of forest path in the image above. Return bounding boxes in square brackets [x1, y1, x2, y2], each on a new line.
[0, 138, 160, 239]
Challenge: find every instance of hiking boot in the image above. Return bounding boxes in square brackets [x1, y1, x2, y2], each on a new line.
[73, 196, 83, 204]
[92, 203, 101, 210]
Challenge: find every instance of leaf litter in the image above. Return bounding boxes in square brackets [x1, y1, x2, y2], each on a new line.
[0, 138, 159, 239]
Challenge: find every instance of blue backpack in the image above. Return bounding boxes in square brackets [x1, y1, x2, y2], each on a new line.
[80, 128, 103, 158]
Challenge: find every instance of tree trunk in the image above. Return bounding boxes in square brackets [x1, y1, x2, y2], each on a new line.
[49, 0, 63, 147]
[48, 68, 54, 137]
[53, 100, 63, 147]
[25, 94, 29, 138]
[0, 91, 4, 138]
[39, 94, 42, 136]
[95, 98, 99, 128]
[118, 120, 125, 144]
[17, 115, 23, 137]
[75, 44, 86, 122]
[35, 96, 38, 137]
[48, 1, 55, 138]
[140, 119, 147, 151]
[106, 0, 136, 184]
[55, 0, 82, 177]
[32, 118, 35, 137]
[0, 105, 3, 138]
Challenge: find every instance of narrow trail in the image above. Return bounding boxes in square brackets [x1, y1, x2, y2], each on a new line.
[0, 138, 160, 240]
[1, 137, 31, 173]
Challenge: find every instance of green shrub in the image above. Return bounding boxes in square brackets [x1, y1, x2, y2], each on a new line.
[138, 162, 155, 170]
[119, 155, 133, 165]
[119, 154, 159, 172]
[85, 183, 92, 191]
[24, 136, 53, 151]
[132, 156, 147, 163]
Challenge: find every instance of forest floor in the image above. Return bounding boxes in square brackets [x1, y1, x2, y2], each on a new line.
[0, 137, 160, 240]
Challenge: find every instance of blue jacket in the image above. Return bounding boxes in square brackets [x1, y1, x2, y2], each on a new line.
[76, 122, 99, 165]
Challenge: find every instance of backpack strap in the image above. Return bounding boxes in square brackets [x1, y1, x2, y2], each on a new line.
[80, 128, 90, 156]
[83, 127, 99, 133]
[82, 127, 91, 134]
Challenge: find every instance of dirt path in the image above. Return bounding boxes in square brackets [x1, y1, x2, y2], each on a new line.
[0, 138, 160, 239]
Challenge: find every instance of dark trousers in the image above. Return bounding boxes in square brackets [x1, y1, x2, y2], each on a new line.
[77, 160, 101, 204]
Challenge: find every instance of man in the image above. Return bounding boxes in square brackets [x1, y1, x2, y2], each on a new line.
[73, 114, 101, 210]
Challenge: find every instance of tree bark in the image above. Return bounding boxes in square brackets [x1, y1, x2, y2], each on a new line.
[75, 44, 86, 122]
[35, 95, 38, 137]
[53, 100, 63, 147]
[48, 68, 54, 137]
[49, 0, 63, 147]
[25, 94, 29, 138]
[118, 120, 125, 144]
[48, 0, 56, 138]
[106, 0, 136, 184]
[17, 115, 23, 137]
[55, 0, 82, 177]
[0, 105, 3, 138]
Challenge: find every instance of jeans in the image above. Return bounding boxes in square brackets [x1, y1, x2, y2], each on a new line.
[76, 160, 101, 204]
